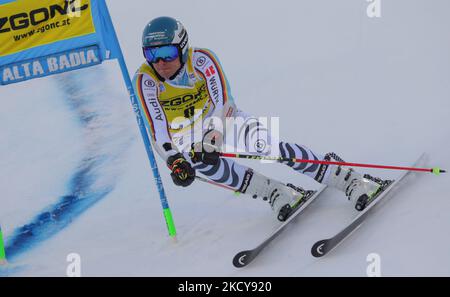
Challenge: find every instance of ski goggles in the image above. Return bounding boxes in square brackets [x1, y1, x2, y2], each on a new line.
[143, 45, 180, 63]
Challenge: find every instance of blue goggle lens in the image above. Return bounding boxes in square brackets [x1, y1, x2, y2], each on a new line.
[144, 45, 180, 63]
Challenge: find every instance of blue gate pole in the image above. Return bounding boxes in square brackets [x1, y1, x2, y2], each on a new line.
[0, 225, 6, 264]
[100, 0, 176, 237]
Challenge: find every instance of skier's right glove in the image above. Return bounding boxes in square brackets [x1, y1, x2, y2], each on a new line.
[188, 129, 222, 165]
[167, 153, 196, 187]
[189, 142, 220, 165]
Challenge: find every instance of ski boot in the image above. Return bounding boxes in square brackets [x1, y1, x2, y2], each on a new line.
[352, 174, 392, 210]
[325, 164, 391, 211]
[274, 183, 312, 221]
[241, 170, 309, 221]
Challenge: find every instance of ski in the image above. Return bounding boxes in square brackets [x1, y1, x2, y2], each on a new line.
[311, 153, 425, 258]
[233, 185, 327, 268]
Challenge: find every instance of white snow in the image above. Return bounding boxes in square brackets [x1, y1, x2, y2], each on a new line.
[1, 0, 449, 276]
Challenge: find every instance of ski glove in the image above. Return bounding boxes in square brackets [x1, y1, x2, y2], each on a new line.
[188, 129, 221, 165]
[189, 142, 220, 165]
[167, 154, 196, 187]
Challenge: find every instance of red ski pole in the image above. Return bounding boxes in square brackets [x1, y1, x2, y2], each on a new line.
[219, 153, 446, 176]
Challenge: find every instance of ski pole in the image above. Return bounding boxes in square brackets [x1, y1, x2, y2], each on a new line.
[219, 153, 446, 176]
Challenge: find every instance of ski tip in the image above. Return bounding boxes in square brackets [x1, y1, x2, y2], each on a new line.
[232, 251, 251, 268]
[311, 240, 328, 258]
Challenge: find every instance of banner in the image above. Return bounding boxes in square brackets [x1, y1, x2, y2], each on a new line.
[0, 0, 176, 240]
[0, 0, 121, 85]
[0, 0, 95, 57]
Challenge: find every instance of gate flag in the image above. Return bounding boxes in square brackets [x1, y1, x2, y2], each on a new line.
[0, 0, 176, 239]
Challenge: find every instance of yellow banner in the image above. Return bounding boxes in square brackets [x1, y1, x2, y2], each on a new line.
[0, 0, 95, 57]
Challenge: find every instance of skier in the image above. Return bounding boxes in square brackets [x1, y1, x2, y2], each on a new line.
[132, 16, 386, 221]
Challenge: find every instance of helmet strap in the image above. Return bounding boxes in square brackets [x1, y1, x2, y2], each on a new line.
[168, 46, 185, 80]
[169, 60, 185, 80]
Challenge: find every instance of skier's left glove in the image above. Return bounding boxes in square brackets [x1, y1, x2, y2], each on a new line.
[167, 153, 196, 187]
